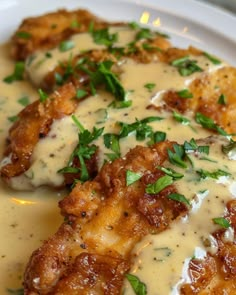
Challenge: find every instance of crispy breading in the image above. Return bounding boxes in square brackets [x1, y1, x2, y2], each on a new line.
[180, 200, 236, 294]
[23, 142, 188, 294]
[0, 83, 77, 180]
[11, 9, 122, 60]
[163, 66, 236, 136]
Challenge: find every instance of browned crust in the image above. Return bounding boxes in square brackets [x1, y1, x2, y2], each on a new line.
[180, 200, 236, 294]
[0, 83, 77, 180]
[23, 141, 188, 294]
[11, 9, 122, 60]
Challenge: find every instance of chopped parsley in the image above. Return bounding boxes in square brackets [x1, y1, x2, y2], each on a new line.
[126, 274, 147, 295]
[17, 96, 30, 107]
[89, 25, 118, 47]
[76, 89, 88, 99]
[177, 88, 193, 99]
[70, 20, 81, 28]
[103, 133, 120, 159]
[196, 168, 231, 180]
[148, 130, 166, 145]
[126, 170, 142, 186]
[144, 83, 156, 92]
[16, 31, 31, 39]
[128, 21, 140, 30]
[203, 51, 221, 65]
[145, 175, 173, 194]
[158, 166, 184, 180]
[183, 138, 209, 154]
[212, 217, 230, 228]
[8, 115, 19, 123]
[58, 115, 104, 182]
[195, 112, 227, 136]
[167, 193, 190, 206]
[222, 140, 236, 155]
[38, 89, 48, 103]
[167, 144, 187, 168]
[109, 99, 132, 109]
[59, 40, 75, 52]
[118, 116, 163, 141]
[79, 60, 126, 101]
[173, 111, 190, 125]
[171, 56, 203, 76]
[217, 94, 227, 105]
[3, 61, 25, 83]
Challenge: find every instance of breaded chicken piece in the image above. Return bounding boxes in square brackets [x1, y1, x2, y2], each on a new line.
[11, 9, 121, 60]
[23, 141, 188, 294]
[163, 66, 236, 137]
[0, 83, 77, 180]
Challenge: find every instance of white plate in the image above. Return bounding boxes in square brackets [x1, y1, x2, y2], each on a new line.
[0, 0, 236, 294]
[0, 0, 236, 63]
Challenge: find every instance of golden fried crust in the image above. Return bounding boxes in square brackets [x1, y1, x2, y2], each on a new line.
[0, 83, 77, 180]
[11, 9, 121, 60]
[23, 142, 188, 294]
[162, 66, 236, 137]
[180, 200, 236, 294]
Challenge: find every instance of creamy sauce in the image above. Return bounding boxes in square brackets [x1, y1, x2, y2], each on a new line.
[26, 26, 138, 86]
[13, 54, 223, 189]
[0, 27, 234, 295]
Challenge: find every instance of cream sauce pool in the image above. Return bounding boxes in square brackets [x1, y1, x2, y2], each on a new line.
[0, 29, 235, 295]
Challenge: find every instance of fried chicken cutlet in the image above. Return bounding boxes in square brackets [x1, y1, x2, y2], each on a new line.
[11, 9, 123, 60]
[23, 137, 236, 294]
[23, 141, 188, 294]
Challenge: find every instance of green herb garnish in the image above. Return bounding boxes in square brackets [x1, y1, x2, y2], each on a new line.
[203, 52, 221, 65]
[18, 96, 30, 107]
[167, 144, 187, 168]
[184, 138, 209, 154]
[144, 83, 156, 92]
[126, 170, 142, 186]
[38, 89, 48, 102]
[158, 166, 184, 180]
[58, 115, 104, 182]
[173, 111, 190, 125]
[217, 94, 227, 105]
[126, 274, 147, 295]
[171, 56, 203, 76]
[197, 168, 231, 180]
[8, 115, 19, 123]
[145, 175, 173, 194]
[59, 40, 75, 52]
[76, 89, 88, 99]
[16, 31, 31, 39]
[212, 217, 230, 228]
[90, 27, 118, 47]
[103, 133, 120, 158]
[177, 88, 193, 99]
[167, 193, 190, 206]
[3, 61, 25, 83]
[195, 112, 227, 136]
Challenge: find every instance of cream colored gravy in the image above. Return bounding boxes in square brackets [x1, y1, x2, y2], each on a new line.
[0, 28, 235, 295]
